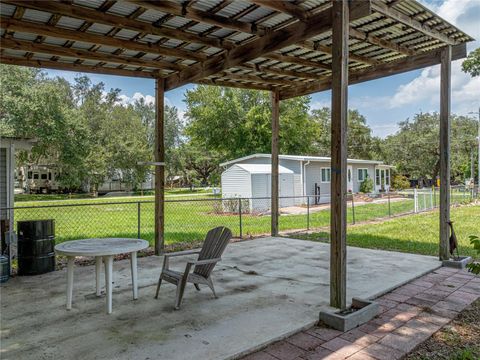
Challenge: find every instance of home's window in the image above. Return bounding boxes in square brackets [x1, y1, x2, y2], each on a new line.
[375, 169, 380, 186]
[48, 173, 52, 180]
[28, 171, 32, 179]
[358, 168, 368, 182]
[41, 173, 48, 180]
[321, 168, 331, 183]
[348, 168, 352, 183]
[33, 173, 39, 180]
[386, 169, 390, 185]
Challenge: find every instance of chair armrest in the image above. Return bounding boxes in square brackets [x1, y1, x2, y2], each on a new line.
[187, 258, 221, 266]
[164, 249, 201, 258]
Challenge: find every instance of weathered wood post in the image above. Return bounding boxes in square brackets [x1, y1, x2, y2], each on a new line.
[271, 90, 280, 236]
[155, 78, 165, 255]
[439, 45, 451, 261]
[330, 0, 349, 309]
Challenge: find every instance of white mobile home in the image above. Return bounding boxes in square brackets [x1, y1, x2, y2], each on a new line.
[221, 154, 393, 211]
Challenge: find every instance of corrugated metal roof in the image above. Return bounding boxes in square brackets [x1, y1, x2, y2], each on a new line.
[0, 0, 474, 95]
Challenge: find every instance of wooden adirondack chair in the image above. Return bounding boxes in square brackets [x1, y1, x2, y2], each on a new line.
[155, 226, 232, 309]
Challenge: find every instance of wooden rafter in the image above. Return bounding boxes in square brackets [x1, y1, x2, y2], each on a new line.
[279, 43, 467, 99]
[0, 17, 206, 62]
[240, 63, 323, 81]
[2, 0, 233, 50]
[128, 0, 267, 36]
[0, 37, 184, 72]
[349, 27, 417, 56]
[371, 0, 459, 45]
[265, 52, 331, 71]
[300, 41, 383, 66]
[164, 2, 372, 90]
[0, 56, 161, 78]
[250, 0, 309, 21]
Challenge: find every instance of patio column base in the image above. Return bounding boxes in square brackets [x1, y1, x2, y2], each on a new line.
[442, 256, 472, 269]
[319, 298, 379, 332]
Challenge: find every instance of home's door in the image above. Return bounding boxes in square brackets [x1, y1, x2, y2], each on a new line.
[347, 165, 353, 193]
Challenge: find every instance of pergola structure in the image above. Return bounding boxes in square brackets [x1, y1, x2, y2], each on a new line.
[0, 0, 473, 309]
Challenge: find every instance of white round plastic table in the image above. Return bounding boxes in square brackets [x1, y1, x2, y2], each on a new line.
[55, 238, 149, 314]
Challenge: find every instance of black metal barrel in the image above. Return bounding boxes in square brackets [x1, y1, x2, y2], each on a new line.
[17, 220, 55, 275]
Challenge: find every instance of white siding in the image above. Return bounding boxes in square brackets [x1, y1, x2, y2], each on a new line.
[293, 174, 303, 205]
[221, 165, 251, 198]
[352, 164, 376, 193]
[251, 173, 269, 212]
[305, 162, 331, 202]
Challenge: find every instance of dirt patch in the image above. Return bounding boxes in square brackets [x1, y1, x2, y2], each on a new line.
[405, 299, 480, 360]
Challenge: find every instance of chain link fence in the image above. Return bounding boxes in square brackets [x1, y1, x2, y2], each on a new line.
[3, 186, 478, 246]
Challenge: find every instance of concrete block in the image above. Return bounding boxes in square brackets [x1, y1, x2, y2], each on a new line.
[319, 298, 380, 332]
[442, 256, 472, 269]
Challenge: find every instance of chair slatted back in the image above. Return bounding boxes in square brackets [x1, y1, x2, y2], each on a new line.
[194, 226, 232, 278]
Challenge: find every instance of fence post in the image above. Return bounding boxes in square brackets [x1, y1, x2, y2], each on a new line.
[430, 189, 433, 210]
[388, 192, 391, 217]
[307, 196, 310, 230]
[414, 188, 418, 213]
[238, 198, 243, 239]
[351, 195, 355, 225]
[137, 202, 141, 239]
[433, 187, 436, 208]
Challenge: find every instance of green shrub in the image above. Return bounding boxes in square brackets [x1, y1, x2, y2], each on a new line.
[359, 176, 374, 193]
[391, 174, 410, 190]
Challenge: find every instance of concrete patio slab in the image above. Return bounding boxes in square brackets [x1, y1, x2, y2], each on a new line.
[1, 237, 440, 360]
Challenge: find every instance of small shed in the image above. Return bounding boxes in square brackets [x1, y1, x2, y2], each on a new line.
[221, 163, 301, 212]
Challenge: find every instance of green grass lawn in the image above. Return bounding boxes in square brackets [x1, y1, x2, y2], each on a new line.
[292, 205, 480, 258]
[11, 191, 478, 258]
[12, 196, 421, 245]
[14, 187, 214, 203]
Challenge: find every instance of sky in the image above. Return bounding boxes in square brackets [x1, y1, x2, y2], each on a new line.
[45, 0, 480, 138]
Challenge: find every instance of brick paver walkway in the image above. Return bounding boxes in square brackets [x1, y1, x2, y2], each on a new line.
[241, 267, 479, 360]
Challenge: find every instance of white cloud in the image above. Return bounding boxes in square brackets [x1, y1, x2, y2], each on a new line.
[388, 0, 480, 116]
[116, 92, 155, 106]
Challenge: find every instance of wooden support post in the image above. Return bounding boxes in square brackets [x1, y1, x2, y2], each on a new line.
[271, 90, 280, 236]
[439, 45, 451, 261]
[155, 78, 165, 255]
[330, 0, 349, 310]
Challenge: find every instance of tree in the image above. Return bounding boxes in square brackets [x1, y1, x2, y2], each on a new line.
[381, 112, 478, 181]
[462, 47, 480, 77]
[310, 107, 382, 159]
[184, 86, 317, 164]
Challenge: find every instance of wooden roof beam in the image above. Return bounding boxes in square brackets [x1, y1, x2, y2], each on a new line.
[371, 0, 459, 45]
[250, 1, 309, 21]
[2, 0, 232, 50]
[127, 0, 267, 36]
[265, 52, 331, 70]
[279, 43, 467, 99]
[196, 78, 276, 92]
[240, 63, 323, 80]
[0, 16, 206, 62]
[349, 27, 417, 56]
[0, 37, 184, 72]
[164, 1, 372, 90]
[300, 40, 383, 66]
[216, 71, 307, 86]
[0, 56, 161, 78]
